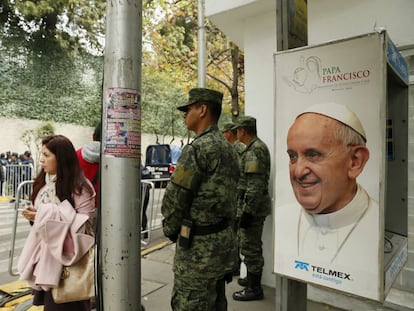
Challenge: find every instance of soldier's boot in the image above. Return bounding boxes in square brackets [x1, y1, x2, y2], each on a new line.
[237, 277, 248, 287]
[232, 273, 264, 301]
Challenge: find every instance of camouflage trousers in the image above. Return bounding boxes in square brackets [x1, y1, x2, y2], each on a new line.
[239, 216, 266, 275]
[171, 275, 227, 311]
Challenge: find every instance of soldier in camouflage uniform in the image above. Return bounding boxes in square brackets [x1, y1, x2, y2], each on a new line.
[232, 116, 271, 301]
[221, 122, 245, 275]
[161, 88, 240, 311]
[221, 123, 246, 156]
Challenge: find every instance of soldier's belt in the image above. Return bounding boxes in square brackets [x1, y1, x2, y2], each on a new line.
[192, 219, 230, 236]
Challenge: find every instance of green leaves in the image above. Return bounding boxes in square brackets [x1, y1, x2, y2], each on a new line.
[0, 0, 244, 140]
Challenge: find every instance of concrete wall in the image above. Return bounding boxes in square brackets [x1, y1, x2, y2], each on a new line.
[308, 0, 414, 48]
[243, 10, 277, 288]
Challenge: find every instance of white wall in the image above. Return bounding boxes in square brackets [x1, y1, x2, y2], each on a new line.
[206, 0, 275, 48]
[0, 117, 94, 153]
[308, 0, 414, 47]
[241, 11, 278, 288]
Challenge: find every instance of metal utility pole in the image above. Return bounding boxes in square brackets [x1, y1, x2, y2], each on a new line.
[198, 0, 206, 87]
[98, 1, 142, 310]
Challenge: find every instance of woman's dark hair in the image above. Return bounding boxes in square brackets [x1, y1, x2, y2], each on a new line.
[31, 135, 94, 207]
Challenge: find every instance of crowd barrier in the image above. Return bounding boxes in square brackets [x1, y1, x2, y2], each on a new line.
[140, 178, 170, 245]
[8, 178, 168, 275]
[1, 164, 33, 199]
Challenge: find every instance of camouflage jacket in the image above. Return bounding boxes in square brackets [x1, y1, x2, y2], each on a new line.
[161, 125, 240, 279]
[233, 140, 246, 155]
[237, 136, 271, 218]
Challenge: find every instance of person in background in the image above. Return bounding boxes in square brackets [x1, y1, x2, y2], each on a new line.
[0, 153, 8, 166]
[18, 134, 96, 311]
[0, 158, 4, 196]
[5, 151, 11, 163]
[221, 122, 245, 156]
[0, 153, 7, 195]
[232, 116, 271, 302]
[21, 151, 34, 198]
[162, 88, 240, 310]
[9, 152, 20, 164]
[77, 122, 101, 207]
[141, 163, 150, 239]
[21, 151, 34, 166]
[8, 152, 21, 197]
[221, 122, 245, 277]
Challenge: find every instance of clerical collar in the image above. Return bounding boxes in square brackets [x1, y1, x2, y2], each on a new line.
[312, 184, 369, 229]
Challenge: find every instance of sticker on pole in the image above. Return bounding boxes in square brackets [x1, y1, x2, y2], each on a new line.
[104, 88, 141, 158]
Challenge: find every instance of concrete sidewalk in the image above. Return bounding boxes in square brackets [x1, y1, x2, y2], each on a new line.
[141, 241, 280, 311]
[140, 231, 414, 311]
[140, 233, 344, 311]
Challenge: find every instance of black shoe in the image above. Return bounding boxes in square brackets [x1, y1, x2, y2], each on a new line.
[232, 287, 264, 301]
[237, 277, 248, 287]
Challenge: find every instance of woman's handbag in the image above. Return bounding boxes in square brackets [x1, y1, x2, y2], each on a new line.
[52, 247, 95, 303]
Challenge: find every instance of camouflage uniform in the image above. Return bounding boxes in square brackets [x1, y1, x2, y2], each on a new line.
[233, 140, 246, 156]
[237, 136, 271, 275]
[162, 125, 240, 311]
[220, 122, 245, 160]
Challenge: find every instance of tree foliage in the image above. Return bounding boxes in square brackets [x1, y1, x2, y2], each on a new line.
[0, 0, 106, 55]
[0, 0, 244, 140]
[20, 122, 55, 173]
[0, 29, 103, 126]
[144, 0, 245, 117]
[141, 65, 189, 139]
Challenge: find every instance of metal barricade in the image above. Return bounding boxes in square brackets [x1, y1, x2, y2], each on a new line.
[0, 165, 5, 196]
[3, 164, 34, 199]
[140, 178, 170, 245]
[9, 180, 34, 276]
[7, 178, 169, 275]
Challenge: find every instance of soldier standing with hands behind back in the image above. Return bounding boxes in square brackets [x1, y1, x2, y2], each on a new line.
[232, 116, 271, 301]
[161, 88, 240, 310]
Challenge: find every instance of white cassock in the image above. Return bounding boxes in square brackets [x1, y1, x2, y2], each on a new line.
[297, 184, 378, 265]
[274, 184, 380, 300]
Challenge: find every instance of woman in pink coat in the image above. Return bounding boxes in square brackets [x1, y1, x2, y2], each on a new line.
[18, 135, 96, 311]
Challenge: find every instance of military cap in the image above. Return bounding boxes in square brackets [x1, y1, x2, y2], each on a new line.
[221, 122, 236, 132]
[232, 116, 257, 129]
[298, 102, 367, 142]
[177, 88, 223, 112]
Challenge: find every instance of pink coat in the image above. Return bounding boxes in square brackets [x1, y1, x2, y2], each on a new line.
[17, 187, 95, 290]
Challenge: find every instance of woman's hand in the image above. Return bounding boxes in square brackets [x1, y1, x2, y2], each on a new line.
[21, 205, 36, 222]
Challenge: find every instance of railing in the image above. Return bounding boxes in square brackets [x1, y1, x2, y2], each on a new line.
[140, 178, 170, 245]
[8, 178, 170, 275]
[2, 164, 33, 199]
[9, 180, 33, 276]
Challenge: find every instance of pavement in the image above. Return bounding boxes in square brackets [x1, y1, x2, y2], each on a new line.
[140, 229, 345, 311]
[140, 229, 414, 311]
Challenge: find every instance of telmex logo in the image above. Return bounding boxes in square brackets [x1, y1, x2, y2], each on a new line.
[294, 260, 352, 281]
[294, 260, 309, 271]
